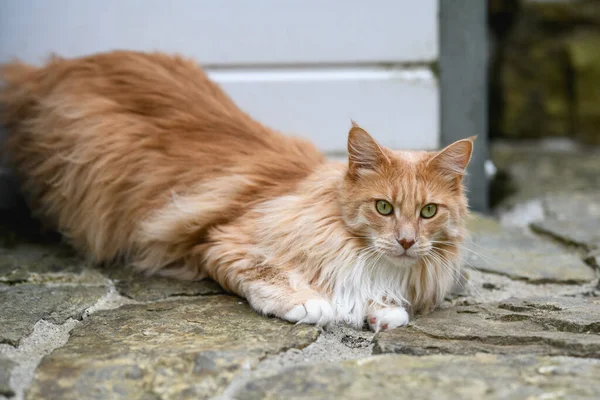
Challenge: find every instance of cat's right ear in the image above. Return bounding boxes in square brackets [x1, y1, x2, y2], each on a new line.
[347, 123, 388, 176]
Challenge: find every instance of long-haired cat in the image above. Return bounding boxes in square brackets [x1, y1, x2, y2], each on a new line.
[0, 51, 474, 331]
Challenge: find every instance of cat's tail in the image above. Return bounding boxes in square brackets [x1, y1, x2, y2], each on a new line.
[0, 60, 43, 127]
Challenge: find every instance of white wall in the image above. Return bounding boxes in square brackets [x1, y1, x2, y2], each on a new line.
[0, 0, 439, 152]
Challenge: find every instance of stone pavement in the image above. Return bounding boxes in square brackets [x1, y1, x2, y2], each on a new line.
[1, 162, 600, 399]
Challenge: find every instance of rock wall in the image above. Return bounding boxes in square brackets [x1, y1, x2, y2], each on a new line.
[489, 0, 600, 144]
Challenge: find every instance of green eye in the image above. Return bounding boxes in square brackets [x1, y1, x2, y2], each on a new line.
[376, 200, 394, 215]
[420, 204, 437, 219]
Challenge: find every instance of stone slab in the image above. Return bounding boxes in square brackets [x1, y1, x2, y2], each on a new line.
[26, 296, 319, 400]
[489, 144, 600, 208]
[235, 354, 600, 400]
[104, 268, 224, 302]
[466, 214, 595, 283]
[532, 191, 600, 250]
[0, 241, 105, 286]
[374, 296, 600, 358]
[0, 284, 107, 347]
[0, 356, 15, 398]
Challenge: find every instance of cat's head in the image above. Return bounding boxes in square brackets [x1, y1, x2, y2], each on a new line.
[340, 123, 474, 266]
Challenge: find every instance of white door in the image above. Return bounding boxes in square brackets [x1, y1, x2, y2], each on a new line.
[0, 0, 439, 154]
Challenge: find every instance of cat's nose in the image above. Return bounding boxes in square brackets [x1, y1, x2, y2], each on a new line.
[397, 238, 415, 250]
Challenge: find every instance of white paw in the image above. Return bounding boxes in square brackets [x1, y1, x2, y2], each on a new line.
[367, 307, 409, 332]
[283, 299, 335, 327]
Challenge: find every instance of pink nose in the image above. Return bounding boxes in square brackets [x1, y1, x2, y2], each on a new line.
[397, 238, 415, 250]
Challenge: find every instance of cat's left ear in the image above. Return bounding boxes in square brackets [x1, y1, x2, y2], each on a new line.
[427, 136, 476, 180]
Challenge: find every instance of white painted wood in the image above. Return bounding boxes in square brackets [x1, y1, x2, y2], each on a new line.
[0, 1, 440, 155]
[0, 0, 438, 66]
[209, 67, 439, 152]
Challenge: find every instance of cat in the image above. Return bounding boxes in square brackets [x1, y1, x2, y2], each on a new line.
[0, 51, 474, 331]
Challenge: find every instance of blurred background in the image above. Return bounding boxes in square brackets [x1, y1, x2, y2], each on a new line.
[0, 0, 599, 218]
[488, 0, 600, 214]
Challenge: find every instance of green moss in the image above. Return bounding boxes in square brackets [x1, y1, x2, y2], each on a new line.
[525, 0, 600, 27]
[427, 61, 439, 80]
[565, 31, 600, 144]
[501, 40, 571, 138]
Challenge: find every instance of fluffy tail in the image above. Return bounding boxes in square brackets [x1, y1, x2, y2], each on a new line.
[0, 60, 42, 127]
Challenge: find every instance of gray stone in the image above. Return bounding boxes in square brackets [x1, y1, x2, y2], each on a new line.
[374, 296, 600, 357]
[532, 191, 600, 250]
[466, 214, 595, 283]
[0, 284, 107, 346]
[104, 268, 224, 302]
[0, 241, 105, 286]
[26, 296, 319, 400]
[585, 249, 600, 275]
[235, 354, 600, 400]
[0, 356, 15, 398]
[446, 269, 471, 299]
[490, 144, 600, 209]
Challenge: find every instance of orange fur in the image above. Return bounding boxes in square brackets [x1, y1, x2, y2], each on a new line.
[0, 51, 474, 330]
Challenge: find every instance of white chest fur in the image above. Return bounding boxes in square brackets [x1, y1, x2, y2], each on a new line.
[328, 254, 414, 327]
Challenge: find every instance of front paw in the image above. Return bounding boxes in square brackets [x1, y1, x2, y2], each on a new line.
[367, 307, 409, 332]
[283, 299, 335, 327]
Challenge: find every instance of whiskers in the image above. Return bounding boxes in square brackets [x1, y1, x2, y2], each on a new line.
[360, 244, 387, 270]
[430, 239, 500, 269]
[429, 249, 481, 297]
[426, 240, 485, 297]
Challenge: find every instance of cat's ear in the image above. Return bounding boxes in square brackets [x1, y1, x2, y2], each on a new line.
[347, 122, 389, 175]
[427, 136, 476, 180]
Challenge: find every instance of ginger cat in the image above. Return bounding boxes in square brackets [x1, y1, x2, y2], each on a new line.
[0, 51, 474, 331]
